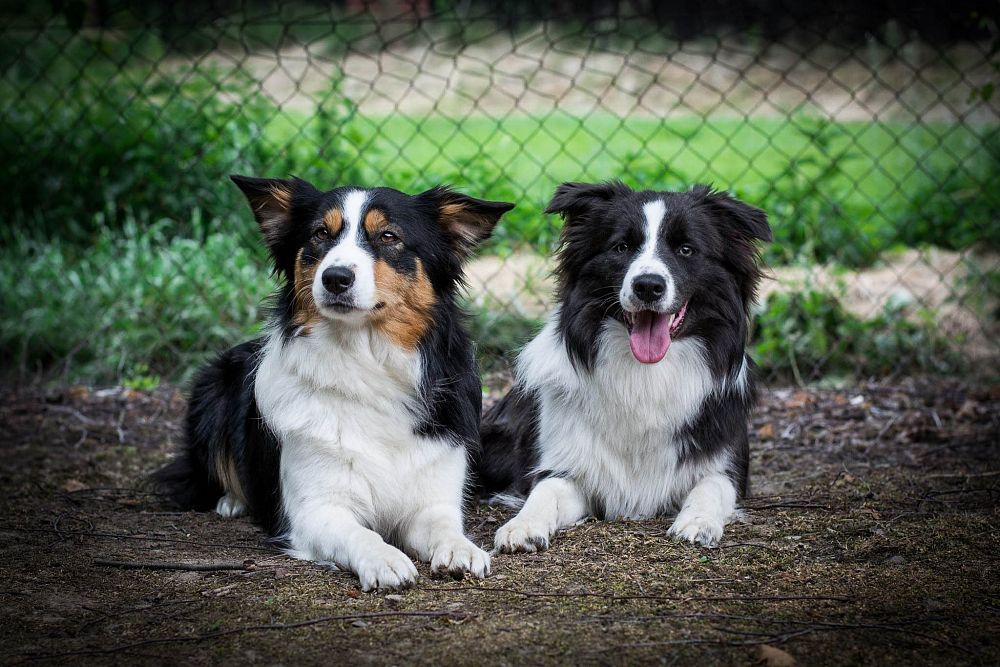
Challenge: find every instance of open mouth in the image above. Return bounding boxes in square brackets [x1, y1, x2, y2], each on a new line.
[622, 301, 688, 364]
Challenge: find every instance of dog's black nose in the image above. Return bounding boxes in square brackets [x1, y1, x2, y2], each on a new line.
[632, 274, 666, 302]
[322, 266, 355, 294]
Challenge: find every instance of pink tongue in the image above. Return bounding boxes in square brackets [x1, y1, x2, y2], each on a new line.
[629, 311, 672, 363]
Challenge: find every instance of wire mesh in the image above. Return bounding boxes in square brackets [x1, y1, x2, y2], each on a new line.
[1, 2, 997, 386]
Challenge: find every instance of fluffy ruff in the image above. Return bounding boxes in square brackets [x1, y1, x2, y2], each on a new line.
[155, 176, 513, 590]
[475, 182, 771, 550]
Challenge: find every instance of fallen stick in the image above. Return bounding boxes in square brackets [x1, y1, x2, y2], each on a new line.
[93, 559, 251, 572]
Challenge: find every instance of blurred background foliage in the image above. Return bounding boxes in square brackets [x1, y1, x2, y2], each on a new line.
[1, 0, 997, 386]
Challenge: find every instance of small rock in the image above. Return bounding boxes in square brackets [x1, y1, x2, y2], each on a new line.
[886, 555, 906, 565]
[351, 620, 368, 628]
[384, 594, 404, 605]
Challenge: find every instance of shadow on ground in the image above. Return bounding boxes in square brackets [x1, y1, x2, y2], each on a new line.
[1, 380, 997, 665]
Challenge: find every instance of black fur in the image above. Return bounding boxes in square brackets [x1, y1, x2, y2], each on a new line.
[474, 387, 540, 495]
[476, 182, 770, 501]
[154, 339, 285, 534]
[154, 176, 513, 536]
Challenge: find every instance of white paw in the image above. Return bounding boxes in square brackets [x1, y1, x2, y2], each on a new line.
[668, 508, 724, 546]
[430, 537, 491, 579]
[494, 517, 552, 554]
[355, 543, 418, 592]
[214, 494, 246, 518]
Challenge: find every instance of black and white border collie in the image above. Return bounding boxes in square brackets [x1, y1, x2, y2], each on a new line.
[156, 175, 513, 590]
[475, 182, 771, 550]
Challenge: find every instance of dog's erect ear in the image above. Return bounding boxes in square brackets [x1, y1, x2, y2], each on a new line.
[699, 186, 772, 243]
[545, 181, 632, 221]
[230, 175, 320, 248]
[421, 186, 514, 259]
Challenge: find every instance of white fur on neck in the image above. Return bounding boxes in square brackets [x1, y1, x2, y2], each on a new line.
[253, 322, 485, 587]
[517, 314, 728, 519]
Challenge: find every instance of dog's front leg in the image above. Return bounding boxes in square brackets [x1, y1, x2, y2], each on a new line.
[287, 505, 418, 591]
[668, 472, 737, 547]
[402, 504, 491, 579]
[494, 476, 588, 553]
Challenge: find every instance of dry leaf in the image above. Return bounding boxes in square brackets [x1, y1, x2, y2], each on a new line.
[67, 385, 91, 401]
[757, 644, 796, 666]
[785, 390, 813, 409]
[62, 479, 88, 493]
[758, 423, 775, 439]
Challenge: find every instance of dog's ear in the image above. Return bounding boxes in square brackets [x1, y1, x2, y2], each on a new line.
[698, 186, 772, 243]
[421, 186, 514, 259]
[231, 175, 319, 246]
[545, 181, 632, 221]
[229, 175, 320, 277]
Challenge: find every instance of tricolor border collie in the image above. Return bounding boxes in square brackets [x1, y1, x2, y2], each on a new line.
[475, 182, 771, 550]
[156, 175, 513, 590]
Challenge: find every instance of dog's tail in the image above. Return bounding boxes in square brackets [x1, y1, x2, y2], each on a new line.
[151, 340, 264, 512]
[152, 447, 223, 511]
[472, 384, 541, 498]
[485, 492, 527, 510]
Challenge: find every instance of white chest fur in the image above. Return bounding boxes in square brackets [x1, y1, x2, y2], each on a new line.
[518, 316, 727, 519]
[254, 323, 466, 536]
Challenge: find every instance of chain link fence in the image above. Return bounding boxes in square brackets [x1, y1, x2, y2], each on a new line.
[1, 1, 997, 387]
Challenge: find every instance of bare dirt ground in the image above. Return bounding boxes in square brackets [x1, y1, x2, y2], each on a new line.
[1, 379, 998, 666]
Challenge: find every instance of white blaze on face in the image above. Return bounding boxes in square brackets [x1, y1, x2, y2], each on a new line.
[620, 198, 676, 311]
[313, 189, 378, 316]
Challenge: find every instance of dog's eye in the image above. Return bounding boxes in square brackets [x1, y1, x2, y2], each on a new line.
[612, 241, 629, 253]
[314, 227, 330, 241]
[677, 244, 695, 257]
[379, 231, 400, 244]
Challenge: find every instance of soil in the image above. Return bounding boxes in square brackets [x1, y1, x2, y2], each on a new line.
[1, 379, 998, 665]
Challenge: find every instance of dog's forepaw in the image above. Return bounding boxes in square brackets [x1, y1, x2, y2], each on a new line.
[668, 509, 724, 547]
[430, 537, 491, 579]
[356, 544, 418, 592]
[214, 494, 246, 518]
[494, 518, 552, 554]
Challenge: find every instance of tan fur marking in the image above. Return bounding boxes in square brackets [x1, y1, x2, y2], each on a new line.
[323, 208, 343, 237]
[439, 202, 487, 249]
[255, 185, 293, 244]
[363, 209, 389, 236]
[291, 247, 321, 334]
[215, 455, 247, 504]
[269, 184, 291, 210]
[371, 259, 436, 350]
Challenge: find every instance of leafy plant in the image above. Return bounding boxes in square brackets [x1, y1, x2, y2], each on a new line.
[0, 212, 274, 384]
[0, 35, 364, 244]
[752, 286, 966, 383]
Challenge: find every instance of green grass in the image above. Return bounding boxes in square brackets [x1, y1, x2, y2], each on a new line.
[0, 214, 274, 385]
[1, 32, 995, 383]
[264, 110, 996, 260]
